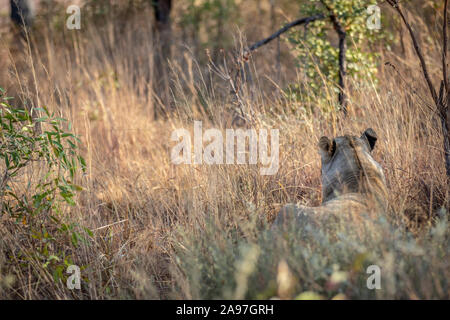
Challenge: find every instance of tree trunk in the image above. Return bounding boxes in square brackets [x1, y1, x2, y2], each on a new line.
[441, 110, 450, 178]
[440, 86, 450, 179]
[336, 29, 347, 114]
[10, 0, 34, 29]
[152, 0, 172, 119]
[321, 0, 348, 114]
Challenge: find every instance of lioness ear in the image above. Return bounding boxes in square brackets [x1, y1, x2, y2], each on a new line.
[318, 136, 335, 157]
[361, 128, 377, 151]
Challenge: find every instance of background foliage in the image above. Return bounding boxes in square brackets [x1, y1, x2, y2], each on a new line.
[287, 0, 383, 109]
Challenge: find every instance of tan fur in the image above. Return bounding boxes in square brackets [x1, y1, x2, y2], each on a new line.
[273, 128, 388, 229]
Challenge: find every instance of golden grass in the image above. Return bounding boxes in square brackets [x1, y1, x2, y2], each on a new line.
[0, 2, 448, 299]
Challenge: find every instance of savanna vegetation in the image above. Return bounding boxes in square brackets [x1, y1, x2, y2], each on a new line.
[0, 0, 448, 299]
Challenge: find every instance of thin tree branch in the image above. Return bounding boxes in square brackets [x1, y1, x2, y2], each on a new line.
[246, 14, 325, 53]
[388, 0, 450, 179]
[443, 0, 448, 93]
[387, 0, 438, 104]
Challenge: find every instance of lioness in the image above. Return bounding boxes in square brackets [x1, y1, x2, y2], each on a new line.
[273, 128, 388, 229]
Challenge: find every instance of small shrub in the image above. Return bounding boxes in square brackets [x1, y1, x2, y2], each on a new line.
[0, 88, 89, 288]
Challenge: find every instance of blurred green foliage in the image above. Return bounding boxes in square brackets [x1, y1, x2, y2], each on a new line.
[181, 0, 240, 54]
[287, 0, 384, 109]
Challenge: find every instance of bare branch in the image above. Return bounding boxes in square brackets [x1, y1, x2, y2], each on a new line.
[387, 0, 438, 104]
[387, 0, 450, 179]
[246, 14, 325, 53]
[443, 0, 448, 93]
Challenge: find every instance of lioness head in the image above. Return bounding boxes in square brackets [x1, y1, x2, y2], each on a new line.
[318, 128, 387, 206]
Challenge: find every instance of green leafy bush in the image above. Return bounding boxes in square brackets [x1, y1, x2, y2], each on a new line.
[0, 88, 89, 284]
[287, 0, 383, 109]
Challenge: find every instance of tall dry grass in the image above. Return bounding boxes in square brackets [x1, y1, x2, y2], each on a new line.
[0, 1, 448, 299]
